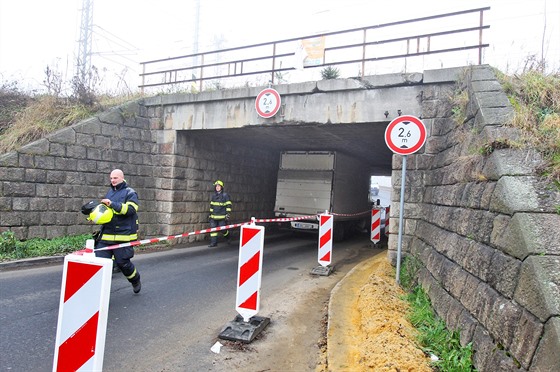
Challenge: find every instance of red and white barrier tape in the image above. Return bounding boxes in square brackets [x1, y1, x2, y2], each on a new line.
[86, 215, 317, 253]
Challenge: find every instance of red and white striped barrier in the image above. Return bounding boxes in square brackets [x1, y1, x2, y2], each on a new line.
[371, 208, 381, 244]
[235, 222, 265, 322]
[385, 206, 390, 235]
[53, 252, 112, 372]
[318, 212, 333, 267]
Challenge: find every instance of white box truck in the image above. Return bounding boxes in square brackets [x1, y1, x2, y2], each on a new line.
[274, 151, 372, 240]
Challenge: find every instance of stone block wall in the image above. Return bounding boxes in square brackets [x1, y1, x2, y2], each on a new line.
[162, 130, 279, 243]
[140, 100, 280, 244]
[0, 100, 280, 245]
[387, 65, 560, 371]
[0, 101, 164, 240]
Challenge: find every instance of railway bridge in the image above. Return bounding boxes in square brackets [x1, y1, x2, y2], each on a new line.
[0, 65, 559, 371]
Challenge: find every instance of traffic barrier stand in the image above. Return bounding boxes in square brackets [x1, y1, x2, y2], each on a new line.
[218, 218, 270, 343]
[53, 239, 113, 372]
[371, 207, 382, 244]
[385, 206, 390, 235]
[311, 211, 334, 276]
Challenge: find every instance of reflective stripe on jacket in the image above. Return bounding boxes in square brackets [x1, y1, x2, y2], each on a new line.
[101, 233, 138, 241]
[210, 191, 232, 220]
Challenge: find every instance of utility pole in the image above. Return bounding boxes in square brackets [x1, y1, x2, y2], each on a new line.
[76, 0, 94, 87]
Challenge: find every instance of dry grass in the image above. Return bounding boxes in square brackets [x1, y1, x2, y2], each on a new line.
[496, 69, 560, 181]
[0, 89, 143, 154]
[0, 95, 94, 153]
[0, 83, 31, 136]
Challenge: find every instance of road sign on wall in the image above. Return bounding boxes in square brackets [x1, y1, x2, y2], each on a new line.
[255, 88, 281, 118]
[384, 115, 427, 155]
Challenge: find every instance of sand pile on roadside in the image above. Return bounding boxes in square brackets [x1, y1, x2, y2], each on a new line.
[325, 253, 431, 371]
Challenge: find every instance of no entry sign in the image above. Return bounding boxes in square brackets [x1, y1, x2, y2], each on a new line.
[255, 88, 281, 118]
[384, 115, 427, 155]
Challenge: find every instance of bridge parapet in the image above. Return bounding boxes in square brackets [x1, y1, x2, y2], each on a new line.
[143, 71, 434, 132]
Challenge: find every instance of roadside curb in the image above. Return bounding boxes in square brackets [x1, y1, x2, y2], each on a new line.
[0, 255, 65, 271]
[0, 244, 172, 272]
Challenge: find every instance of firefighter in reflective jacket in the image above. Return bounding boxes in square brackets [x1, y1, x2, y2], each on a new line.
[208, 180, 232, 247]
[96, 169, 142, 294]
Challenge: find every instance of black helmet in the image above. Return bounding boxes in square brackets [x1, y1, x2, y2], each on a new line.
[81, 200, 100, 215]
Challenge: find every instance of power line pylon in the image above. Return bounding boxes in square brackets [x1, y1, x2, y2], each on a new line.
[76, 0, 93, 87]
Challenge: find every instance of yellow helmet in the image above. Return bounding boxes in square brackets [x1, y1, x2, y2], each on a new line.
[214, 180, 224, 187]
[88, 203, 114, 225]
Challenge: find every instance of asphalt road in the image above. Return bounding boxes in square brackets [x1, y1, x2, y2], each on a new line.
[0, 232, 374, 371]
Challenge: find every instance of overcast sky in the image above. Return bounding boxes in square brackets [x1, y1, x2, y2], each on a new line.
[1, 0, 558, 94]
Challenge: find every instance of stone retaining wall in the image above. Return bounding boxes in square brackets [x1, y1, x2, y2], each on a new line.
[0, 101, 161, 239]
[387, 65, 560, 371]
[0, 101, 278, 243]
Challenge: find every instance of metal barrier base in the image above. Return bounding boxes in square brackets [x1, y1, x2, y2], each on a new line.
[311, 265, 333, 276]
[218, 315, 270, 343]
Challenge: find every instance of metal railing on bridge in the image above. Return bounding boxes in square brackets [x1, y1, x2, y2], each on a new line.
[139, 7, 490, 93]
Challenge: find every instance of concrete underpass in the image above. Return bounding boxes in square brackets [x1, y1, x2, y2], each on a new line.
[183, 121, 394, 176]
[139, 71, 438, 238]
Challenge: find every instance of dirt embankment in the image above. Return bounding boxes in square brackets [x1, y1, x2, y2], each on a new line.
[322, 253, 432, 371]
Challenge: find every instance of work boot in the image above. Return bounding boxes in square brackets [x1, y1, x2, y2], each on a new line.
[131, 274, 141, 294]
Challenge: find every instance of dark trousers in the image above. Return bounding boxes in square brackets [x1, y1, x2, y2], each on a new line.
[209, 218, 229, 245]
[95, 241, 140, 284]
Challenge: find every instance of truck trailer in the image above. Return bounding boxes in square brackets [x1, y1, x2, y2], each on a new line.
[273, 151, 372, 240]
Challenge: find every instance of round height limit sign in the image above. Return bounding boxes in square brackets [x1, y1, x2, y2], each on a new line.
[384, 115, 427, 155]
[255, 88, 281, 118]
[384, 114, 427, 284]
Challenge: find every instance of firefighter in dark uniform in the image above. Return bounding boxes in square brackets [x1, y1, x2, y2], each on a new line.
[208, 180, 232, 247]
[95, 169, 142, 293]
